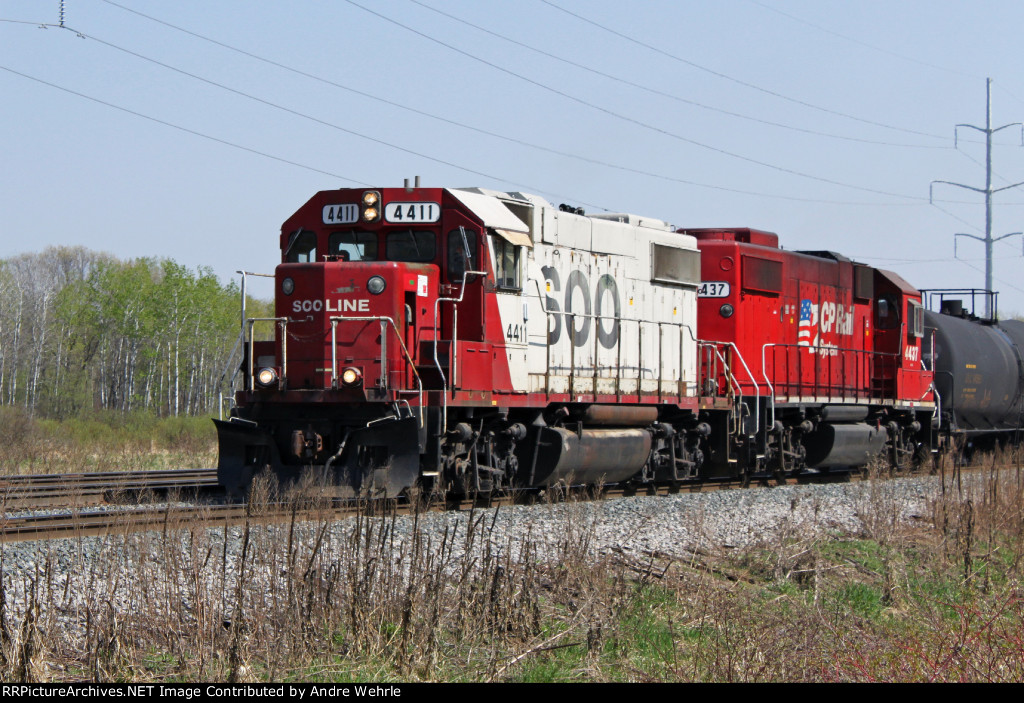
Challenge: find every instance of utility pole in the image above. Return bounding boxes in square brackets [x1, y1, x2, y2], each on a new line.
[930, 78, 1024, 319]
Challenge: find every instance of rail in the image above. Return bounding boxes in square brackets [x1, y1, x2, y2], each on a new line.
[247, 317, 289, 390]
[526, 282, 730, 403]
[431, 230, 488, 420]
[329, 315, 424, 426]
[717, 341, 760, 436]
[759, 343, 909, 403]
[220, 270, 275, 417]
[921, 288, 999, 321]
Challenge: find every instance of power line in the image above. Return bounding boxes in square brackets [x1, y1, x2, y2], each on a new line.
[953, 253, 1024, 296]
[343, 0, 930, 201]
[10, 6, 1006, 213]
[39, 24, 607, 208]
[91, 1, 1006, 206]
[744, 0, 980, 79]
[407, 0, 946, 150]
[94, 0, 911, 205]
[0, 62, 370, 184]
[0, 18, 53, 26]
[538, 0, 949, 142]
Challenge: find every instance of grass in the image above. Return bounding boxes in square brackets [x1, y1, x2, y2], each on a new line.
[0, 406, 217, 473]
[1, 451, 1023, 681]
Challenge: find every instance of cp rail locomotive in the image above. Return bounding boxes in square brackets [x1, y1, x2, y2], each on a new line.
[215, 185, 945, 498]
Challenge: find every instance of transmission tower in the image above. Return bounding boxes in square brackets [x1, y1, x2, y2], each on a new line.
[930, 78, 1024, 319]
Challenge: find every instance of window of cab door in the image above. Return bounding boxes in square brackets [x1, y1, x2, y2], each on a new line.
[447, 228, 478, 282]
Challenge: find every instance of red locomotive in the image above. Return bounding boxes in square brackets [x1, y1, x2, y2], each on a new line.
[216, 187, 936, 498]
[689, 228, 934, 477]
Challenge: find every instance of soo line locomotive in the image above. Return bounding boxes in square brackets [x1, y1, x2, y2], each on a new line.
[215, 185, 1024, 498]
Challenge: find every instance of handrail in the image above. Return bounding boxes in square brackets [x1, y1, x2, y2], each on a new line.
[247, 317, 288, 390]
[432, 268, 487, 423]
[329, 315, 423, 428]
[758, 342, 936, 406]
[760, 343, 778, 431]
[720, 341, 759, 440]
[222, 270, 275, 411]
[525, 282, 703, 399]
[527, 279, 723, 400]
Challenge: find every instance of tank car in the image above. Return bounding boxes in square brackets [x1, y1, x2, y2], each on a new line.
[684, 228, 936, 476]
[923, 290, 1024, 453]
[216, 186, 734, 498]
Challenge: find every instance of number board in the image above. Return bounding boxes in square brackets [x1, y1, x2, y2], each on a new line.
[384, 202, 440, 224]
[698, 281, 730, 298]
[322, 204, 359, 225]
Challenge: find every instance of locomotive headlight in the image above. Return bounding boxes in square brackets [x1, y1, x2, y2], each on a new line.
[256, 367, 278, 387]
[367, 275, 386, 295]
[341, 367, 362, 387]
[361, 191, 381, 222]
[719, 303, 734, 318]
[281, 277, 295, 295]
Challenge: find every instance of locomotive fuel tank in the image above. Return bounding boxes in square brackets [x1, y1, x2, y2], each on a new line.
[925, 309, 1024, 434]
[802, 421, 888, 467]
[520, 427, 653, 487]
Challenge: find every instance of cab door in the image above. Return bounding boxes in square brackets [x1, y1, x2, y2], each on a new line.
[871, 274, 903, 398]
[439, 210, 488, 391]
[441, 210, 485, 343]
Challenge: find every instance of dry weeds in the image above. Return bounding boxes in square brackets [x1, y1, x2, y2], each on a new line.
[0, 453, 1022, 682]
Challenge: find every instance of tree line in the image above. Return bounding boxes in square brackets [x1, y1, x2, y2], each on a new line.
[0, 247, 270, 419]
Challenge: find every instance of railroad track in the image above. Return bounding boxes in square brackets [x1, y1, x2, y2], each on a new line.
[0, 500, 376, 544]
[0, 476, 719, 543]
[0, 468, 218, 510]
[1, 503, 242, 543]
[0, 461, 980, 544]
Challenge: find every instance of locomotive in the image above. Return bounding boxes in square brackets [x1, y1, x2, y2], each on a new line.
[215, 185, 938, 498]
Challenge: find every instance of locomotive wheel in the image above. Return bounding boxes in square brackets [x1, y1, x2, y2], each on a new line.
[738, 465, 752, 488]
[913, 442, 932, 473]
[773, 464, 789, 486]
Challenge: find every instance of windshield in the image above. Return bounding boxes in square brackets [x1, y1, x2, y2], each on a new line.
[329, 231, 378, 261]
[385, 230, 436, 263]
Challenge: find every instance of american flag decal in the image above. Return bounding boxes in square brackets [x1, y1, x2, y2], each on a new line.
[797, 298, 817, 347]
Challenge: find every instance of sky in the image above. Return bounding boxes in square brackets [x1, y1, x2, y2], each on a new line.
[2, 0, 1024, 312]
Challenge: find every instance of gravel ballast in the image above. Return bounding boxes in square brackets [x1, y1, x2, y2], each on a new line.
[1, 474, 951, 618]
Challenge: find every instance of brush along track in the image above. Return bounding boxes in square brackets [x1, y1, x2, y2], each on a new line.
[0, 468, 218, 510]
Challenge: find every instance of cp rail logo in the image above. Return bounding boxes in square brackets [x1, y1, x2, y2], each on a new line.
[798, 299, 854, 349]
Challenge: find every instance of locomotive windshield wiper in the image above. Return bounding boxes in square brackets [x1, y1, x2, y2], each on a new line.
[283, 228, 306, 260]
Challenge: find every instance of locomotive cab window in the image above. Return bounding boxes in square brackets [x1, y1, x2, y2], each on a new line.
[385, 230, 436, 263]
[492, 237, 521, 291]
[285, 229, 317, 263]
[908, 300, 924, 339]
[447, 228, 478, 282]
[876, 294, 900, 329]
[328, 231, 378, 262]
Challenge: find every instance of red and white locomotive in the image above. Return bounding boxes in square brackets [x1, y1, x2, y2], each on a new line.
[215, 186, 936, 497]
